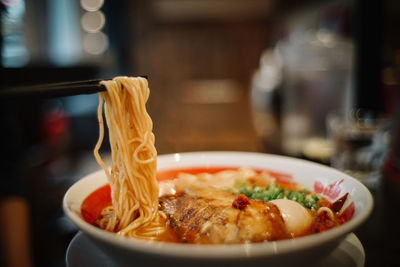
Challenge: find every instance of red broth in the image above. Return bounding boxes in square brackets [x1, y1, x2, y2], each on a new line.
[81, 184, 112, 225]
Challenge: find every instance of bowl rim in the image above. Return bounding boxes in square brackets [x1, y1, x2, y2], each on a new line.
[63, 151, 373, 259]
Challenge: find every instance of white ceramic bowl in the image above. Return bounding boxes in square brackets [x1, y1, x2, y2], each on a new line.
[63, 151, 373, 267]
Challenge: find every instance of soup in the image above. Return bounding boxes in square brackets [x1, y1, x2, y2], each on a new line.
[82, 167, 354, 244]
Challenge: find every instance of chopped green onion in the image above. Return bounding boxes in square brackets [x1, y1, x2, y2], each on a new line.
[237, 182, 320, 210]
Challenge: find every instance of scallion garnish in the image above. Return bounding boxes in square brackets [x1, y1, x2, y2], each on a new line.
[237, 182, 320, 210]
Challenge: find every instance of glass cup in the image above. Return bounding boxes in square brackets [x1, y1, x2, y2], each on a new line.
[278, 29, 354, 156]
[327, 109, 391, 189]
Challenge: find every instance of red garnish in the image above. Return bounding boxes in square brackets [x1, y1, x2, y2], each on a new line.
[331, 193, 349, 213]
[232, 194, 250, 210]
[339, 202, 355, 222]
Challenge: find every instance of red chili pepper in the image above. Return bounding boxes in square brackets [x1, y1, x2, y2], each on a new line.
[331, 193, 349, 213]
[232, 194, 250, 210]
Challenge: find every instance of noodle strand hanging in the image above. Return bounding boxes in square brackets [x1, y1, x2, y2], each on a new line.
[93, 76, 165, 239]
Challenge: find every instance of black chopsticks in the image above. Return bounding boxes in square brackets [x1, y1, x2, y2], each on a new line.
[0, 76, 148, 99]
[0, 79, 108, 99]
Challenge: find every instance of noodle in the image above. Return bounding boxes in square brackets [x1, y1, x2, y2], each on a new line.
[93, 76, 165, 239]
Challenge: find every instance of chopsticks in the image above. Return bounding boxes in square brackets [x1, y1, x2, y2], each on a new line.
[0, 79, 107, 99]
[0, 76, 148, 99]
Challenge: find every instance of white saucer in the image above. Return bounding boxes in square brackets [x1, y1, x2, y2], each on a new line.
[66, 232, 365, 267]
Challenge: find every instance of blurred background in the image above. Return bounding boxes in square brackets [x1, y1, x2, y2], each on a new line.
[0, 0, 399, 266]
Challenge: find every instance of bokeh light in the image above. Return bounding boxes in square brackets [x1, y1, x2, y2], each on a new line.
[80, 0, 104, 12]
[80, 10, 105, 33]
[82, 32, 109, 55]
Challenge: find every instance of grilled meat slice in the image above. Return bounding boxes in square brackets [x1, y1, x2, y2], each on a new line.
[159, 188, 289, 244]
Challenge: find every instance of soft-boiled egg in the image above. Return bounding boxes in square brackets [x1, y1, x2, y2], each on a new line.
[270, 199, 313, 237]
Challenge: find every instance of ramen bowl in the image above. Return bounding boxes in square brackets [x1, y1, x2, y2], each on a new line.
[63, 151, 373, 267]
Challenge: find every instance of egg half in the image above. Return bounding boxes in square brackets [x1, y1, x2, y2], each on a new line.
[270, 199, 313, 237]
